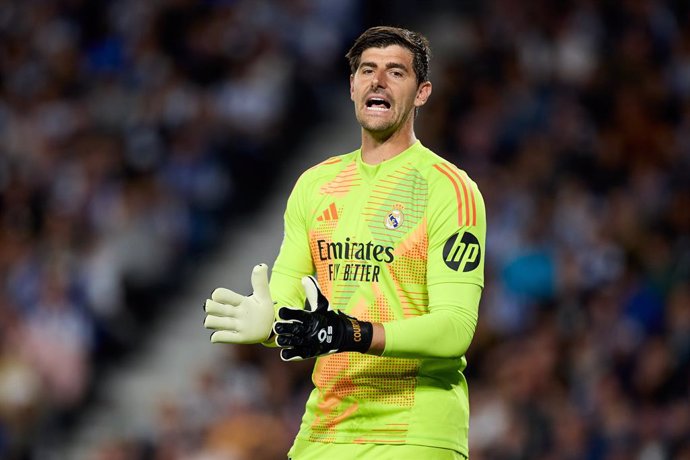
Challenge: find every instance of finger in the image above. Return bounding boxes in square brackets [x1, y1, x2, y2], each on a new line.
[204, 299, 237, 317]
[302, 276, 318, 312]
[302, 276, 319, 311]
[274, 321, 304, 336]
[280, 347, 307, 362]
[301, 276, 329, 313]
[211, 287, 245, 306]
[276, 306, 308, 322]
[204, 315, 238, 331]
[251, 264, 271, 303]
[273, 321, 292, 335]
[315, 283, 330, 311]
[276, 334, 302, 347]
[211, 330, 242, 344]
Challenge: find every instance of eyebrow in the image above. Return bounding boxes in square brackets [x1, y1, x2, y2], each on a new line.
[359, 61, 409, 72]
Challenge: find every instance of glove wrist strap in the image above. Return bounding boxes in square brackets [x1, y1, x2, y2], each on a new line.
[338, 312, 373, 353]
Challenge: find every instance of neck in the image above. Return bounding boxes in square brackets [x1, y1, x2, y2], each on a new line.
[360, 124, 417, 165]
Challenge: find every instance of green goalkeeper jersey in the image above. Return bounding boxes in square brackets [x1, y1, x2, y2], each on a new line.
[270, 141, 486, 457]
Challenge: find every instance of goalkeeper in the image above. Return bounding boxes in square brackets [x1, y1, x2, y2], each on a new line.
[204, 26, 485, 460]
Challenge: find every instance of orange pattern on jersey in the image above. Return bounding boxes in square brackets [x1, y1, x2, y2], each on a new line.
[319, 161, 361, 197]
[385, 216, 428, 317]
[350, 293, 373, 320]
[353, 421, 410, 444]
[393, 216, 428, 262]
[310, 351, 418, 443]
[309, 289, 417, 442]
[433, 163, 477, 227]
[310, 353, 355, 442]
[396, 284, 429, 317]
[368, 282, 396, 323]
[307, 156, 342, 172]
[387, 264, 429, 319]
[451, 167, 476, 226]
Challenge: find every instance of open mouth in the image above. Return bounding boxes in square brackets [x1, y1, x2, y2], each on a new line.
[365, 97, 391, 111]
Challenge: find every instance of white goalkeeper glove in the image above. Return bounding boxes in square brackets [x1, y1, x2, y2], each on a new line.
[203, 264, 274, 344]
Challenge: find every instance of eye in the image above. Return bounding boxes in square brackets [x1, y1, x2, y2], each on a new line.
[361, 67, 374, 75]
[390, 70, 404, 78]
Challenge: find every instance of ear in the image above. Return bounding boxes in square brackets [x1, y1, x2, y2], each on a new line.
[414, 81, 432, 108]
[350, 74, 355, 101]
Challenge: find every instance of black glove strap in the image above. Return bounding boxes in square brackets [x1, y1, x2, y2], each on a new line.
[337, 312, 373, 353]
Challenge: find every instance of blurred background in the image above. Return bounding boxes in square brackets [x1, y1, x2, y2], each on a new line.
[0, 0, 689, 459]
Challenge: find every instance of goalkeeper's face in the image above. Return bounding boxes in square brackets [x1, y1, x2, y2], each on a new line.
[350, 45, 431, 139]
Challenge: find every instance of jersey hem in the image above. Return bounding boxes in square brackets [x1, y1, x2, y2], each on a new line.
[292, 433, 468, 457]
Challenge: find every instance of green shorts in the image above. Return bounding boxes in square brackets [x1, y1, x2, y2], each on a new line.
[288, 439, 468, 459]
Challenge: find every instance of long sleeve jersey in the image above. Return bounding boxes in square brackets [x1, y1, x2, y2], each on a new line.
[269, 141, 486, 456]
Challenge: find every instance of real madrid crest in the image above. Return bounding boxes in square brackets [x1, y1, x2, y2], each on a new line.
[384, 207, 404, 230]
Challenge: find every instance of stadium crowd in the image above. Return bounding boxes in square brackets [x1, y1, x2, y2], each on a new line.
[1, 0, 689, 459]
[0, 0, 360, 457]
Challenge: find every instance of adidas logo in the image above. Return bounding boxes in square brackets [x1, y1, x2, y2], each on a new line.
[317, 203, 339, 222]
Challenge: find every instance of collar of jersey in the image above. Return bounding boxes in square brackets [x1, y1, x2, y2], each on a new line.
[355, 140, 421, 180]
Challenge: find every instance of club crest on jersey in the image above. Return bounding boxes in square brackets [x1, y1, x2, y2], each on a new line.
[384, 209, 404, 230]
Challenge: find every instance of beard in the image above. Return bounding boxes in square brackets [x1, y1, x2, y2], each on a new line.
[356, 113, 397, 134]
[355, 104, 414, 138]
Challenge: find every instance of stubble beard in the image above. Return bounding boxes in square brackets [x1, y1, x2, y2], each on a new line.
[357, 114, 396, 136]
[356, 103, 410, 139]
[357, 108, 417, 141]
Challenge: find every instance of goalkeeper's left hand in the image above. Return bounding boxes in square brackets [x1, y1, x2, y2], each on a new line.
[273, 276, 373, 361]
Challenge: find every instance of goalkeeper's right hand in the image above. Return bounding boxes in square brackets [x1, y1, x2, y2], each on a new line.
[203, 264, 274, 344]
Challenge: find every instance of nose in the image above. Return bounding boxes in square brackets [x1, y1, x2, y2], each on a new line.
[371, 70, 387, 89]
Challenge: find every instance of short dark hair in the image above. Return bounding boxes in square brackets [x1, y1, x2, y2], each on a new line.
[345, 26, 431, 85]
